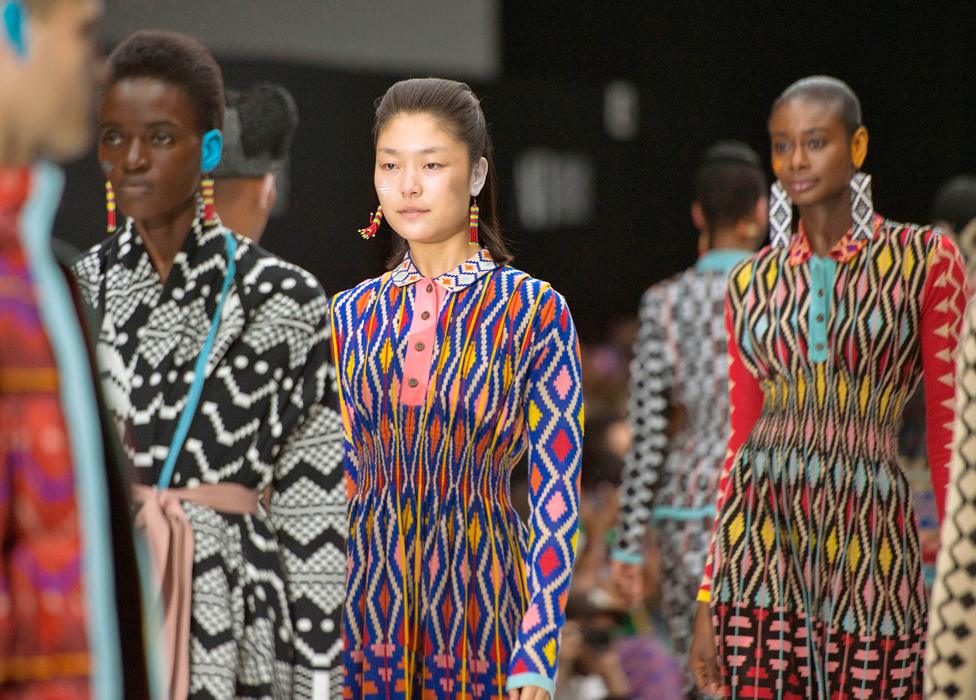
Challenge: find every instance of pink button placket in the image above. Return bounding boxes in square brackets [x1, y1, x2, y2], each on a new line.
[399, 278, 443, 406]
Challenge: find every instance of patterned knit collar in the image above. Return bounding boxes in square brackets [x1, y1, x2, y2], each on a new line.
[695, 248, 752, 273]
[390, 247, 497, 292]
[786, 213, 883, 266]
[115, 201, 225, 271]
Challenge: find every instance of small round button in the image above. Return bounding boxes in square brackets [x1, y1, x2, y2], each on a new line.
[426, 284, 433, 293]
[421, 311, 431, 320]
[408, 378, 419, 388]
[415, 342, 425, 352]
[817, 289, 825, 297]
[815, 343, 825, 351]
[816, 314, 824, 322]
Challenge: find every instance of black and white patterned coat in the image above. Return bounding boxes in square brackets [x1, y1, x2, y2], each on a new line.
[73, 217, 344, 700]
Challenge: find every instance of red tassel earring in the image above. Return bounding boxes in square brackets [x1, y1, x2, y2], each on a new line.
[468, 201, 479, 245]
[359, 205, 383, 239]
[105, 180, 117, 233]
[202, 176, 216, 225]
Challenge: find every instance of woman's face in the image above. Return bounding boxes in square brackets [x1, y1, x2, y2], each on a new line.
[768, 98, 858, 208]
[374, 112, 475, 247]
[99, 77, 203, 224]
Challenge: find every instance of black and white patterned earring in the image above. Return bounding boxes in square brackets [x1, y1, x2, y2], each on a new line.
[850, 171, 874, 241]
[769, 180, 793, 248]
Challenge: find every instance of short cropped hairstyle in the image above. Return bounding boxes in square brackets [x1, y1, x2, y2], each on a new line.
[932, 176, 976, 234]
[771, 75, 862, 136]
[105, 30, 224, 133]
[215, 83, 298, 178]
[694, 141, 767, 230]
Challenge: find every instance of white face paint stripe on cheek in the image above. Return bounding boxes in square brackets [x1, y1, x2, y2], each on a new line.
[377, 180, 392, 196]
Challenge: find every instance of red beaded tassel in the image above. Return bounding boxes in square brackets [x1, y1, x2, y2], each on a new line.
[202, 176, 216, 224]
[105, 180, 116, 233]
[358, 205, 383, 239]
[468, 202, 479, 245]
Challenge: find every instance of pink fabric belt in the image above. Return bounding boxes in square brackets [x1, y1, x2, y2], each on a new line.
[133, 483, 260, 700]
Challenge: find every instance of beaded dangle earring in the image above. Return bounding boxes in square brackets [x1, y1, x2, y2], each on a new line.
[105, 180, 117, 233]
[201, 175, 216, 225]
[469, 201, 479, 245]
[359, 205, 383, 239]
[199, 128, 223, 226]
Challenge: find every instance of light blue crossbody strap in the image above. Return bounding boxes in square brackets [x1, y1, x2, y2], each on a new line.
[20, 162, 123, 698]
[156, 231, 237, 490]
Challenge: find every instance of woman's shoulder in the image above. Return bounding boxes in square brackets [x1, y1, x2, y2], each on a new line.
[332, 272, 389, 310]
[495, 265, 568, 304]
[228, 232, 329, 322]
[876, 218, 963, 272]
[878, 217, 952, 249]
[72, 233, 116, 279]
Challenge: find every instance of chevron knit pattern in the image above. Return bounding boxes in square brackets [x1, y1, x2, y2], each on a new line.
[73, 216, 345, 699]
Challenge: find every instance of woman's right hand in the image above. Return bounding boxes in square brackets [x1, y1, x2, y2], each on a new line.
[688, 601, 723, 696]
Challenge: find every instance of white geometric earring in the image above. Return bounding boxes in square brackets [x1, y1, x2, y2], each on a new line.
[850, 172, 874, 241]
[769, 180, 793, 248]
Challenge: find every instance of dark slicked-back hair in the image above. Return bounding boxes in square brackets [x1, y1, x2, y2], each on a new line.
[374, 77, 512, 268]
[771, 76, 862, 136]
[106, 30, 224, 134]
[694, 141, 767, 230]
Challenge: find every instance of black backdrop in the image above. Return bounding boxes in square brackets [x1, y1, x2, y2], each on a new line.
[54, 4, 976, 342]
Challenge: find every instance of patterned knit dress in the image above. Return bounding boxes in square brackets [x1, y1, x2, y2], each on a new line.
[700, 215, 966, 698]
[331, 249, 584, 698]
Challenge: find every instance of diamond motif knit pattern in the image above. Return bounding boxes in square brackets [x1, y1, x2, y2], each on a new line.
[331, 250, 584, 698]
[700, 216, 966, 698]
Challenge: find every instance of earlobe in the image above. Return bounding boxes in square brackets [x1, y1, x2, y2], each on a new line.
[261, 172, 276, 211]
[469, 156, 488, 197]
[1, 0, 28, 58]
[200, 129, 224, 172]
[690, 201, 706, 232]
[851, 126, 869, 170]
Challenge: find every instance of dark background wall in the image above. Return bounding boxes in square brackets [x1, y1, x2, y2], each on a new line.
[55, 3, 976, 342]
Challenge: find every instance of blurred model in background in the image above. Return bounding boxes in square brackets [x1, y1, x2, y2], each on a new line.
[611, 141, 766, 696]
[214, 82, 298, 243]
[923, 175, 976, 699]
[0, 0, 152, 697]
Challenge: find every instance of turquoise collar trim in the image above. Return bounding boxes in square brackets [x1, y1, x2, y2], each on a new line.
[695, 248, 752, 273]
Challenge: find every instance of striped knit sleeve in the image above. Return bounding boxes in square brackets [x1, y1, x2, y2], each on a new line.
[697, 295, 763, 603]
[613, 285, 672, 562]
[506, 287, 584, 697]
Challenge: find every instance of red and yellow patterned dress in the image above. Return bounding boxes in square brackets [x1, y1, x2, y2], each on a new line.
[700, 215, 966, 698]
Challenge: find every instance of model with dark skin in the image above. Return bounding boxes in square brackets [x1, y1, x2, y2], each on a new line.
[99, 77, 207, 281]
[687, 95, 869, 696]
